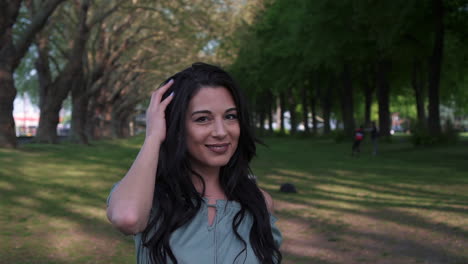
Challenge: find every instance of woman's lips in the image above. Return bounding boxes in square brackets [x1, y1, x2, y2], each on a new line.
[206, 143, 230, 154]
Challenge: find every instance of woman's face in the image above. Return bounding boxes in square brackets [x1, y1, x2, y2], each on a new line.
[185, 86, 240, 172]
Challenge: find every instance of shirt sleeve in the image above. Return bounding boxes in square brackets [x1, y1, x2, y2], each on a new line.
[269, 214, 283, 248]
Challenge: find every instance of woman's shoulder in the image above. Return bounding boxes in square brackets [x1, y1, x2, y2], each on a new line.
[259, 188, 274, 213]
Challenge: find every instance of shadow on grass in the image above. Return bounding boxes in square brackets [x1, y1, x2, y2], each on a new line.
[254, 137, 468, 264]
[277, 209, 468, 264]
[0, 140, 138, 263]
[2, 136, 467, 263]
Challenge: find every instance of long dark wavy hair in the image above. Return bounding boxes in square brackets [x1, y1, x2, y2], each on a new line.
[140, 62, 281, 263]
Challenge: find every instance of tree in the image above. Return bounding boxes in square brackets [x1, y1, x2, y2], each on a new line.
[0, 0, 65, 148]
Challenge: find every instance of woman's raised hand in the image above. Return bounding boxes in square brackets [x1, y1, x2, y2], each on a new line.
[145, 79, 174, 144]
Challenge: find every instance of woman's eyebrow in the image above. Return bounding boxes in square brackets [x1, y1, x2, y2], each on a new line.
[191, 107, 237, 116]
[191, 110, 211, 116]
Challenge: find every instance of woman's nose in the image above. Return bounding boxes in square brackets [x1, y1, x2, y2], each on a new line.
[212, 118, 227, 138]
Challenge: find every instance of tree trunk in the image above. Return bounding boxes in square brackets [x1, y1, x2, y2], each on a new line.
[311, 72, 320, 135]
[363, 67, 375, 125]
[0, 66, 17, 148]
[427, 0, 444, 136]
[0, 2, 20, 148]
[34, 53, 69, 143]
[267, 90, 273, 134]
[35, 0, 90, 143]
[340, 63, 355, 137]
[34, 32, 64, 143]
[287, 87, 297, 135]
[258, 103, 266, 136]
[321, 74, 333, 135]
[112, 112, 129, 138]
[376, 59, 391, 137]
[89, 98, 113, 139]
[35, 104, 62, 143]
[279, 93, 285, 134]
[310, 94, 317, 135]
[70, 71, 89, 144]
[301, 85, 309, 134]
[412, 58, 426, 126]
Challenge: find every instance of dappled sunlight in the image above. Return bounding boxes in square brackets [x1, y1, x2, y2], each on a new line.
[1, 146, 136, 263]
[14, 196, 42, 208]
[278, 217, 333, 258]
[256, 137, 468, 263]
[274, 168, 314, 179]
[69, 204, 107, 220]
[0, 180, 15, 191]
[276, 204, 468, 264]
[2, 136, 467, 263]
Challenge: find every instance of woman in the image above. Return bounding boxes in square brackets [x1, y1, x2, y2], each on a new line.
[106, 62, 282, 264]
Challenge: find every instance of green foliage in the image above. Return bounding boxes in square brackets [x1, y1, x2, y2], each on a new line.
[231, 0, 468, 137]
[14, 48, 39, 105]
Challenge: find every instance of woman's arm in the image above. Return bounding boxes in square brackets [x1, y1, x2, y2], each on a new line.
[106, 80, 174, 235]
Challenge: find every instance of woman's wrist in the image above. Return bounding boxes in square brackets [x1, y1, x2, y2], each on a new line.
[143, 135, 162, 148]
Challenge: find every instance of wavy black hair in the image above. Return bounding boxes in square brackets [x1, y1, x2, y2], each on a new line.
[141, 62, 281, 263]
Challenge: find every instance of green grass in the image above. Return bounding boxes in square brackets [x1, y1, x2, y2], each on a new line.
[1, 135, 467, 264]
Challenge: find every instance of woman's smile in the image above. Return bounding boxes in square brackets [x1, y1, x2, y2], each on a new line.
[205, 143, 230, 154]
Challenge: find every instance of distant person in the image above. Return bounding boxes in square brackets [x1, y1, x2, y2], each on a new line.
[352, 125, 365, 156]
[106, 63, 282, 263]
[370, 121, 379, 156]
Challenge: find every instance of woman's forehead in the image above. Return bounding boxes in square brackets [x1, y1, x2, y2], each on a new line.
[187, 86, 236, 111]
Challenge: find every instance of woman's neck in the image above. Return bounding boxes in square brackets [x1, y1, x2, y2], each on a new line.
[191, 167, 226, 201]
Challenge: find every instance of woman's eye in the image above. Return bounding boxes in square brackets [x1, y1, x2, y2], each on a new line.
[226, 114, 238, 120]
[195, 116, 209, 122]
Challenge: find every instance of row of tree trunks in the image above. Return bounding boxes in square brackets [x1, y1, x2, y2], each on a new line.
[250, 43, 445, 139]
[0, 0, 65, 148]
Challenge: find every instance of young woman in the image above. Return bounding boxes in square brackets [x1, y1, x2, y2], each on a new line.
[106, 63, 282, 264]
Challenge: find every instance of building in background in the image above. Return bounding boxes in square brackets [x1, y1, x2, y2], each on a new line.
[13, 94, 70, 137]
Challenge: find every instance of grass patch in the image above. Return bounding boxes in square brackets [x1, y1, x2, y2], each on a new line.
[254, 136, 468, 264]
[1, 135, 467, 264]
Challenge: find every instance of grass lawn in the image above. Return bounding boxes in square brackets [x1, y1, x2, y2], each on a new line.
[1, 135, 467, 264]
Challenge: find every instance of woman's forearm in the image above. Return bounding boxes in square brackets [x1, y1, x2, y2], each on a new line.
[107, 137, 161, 235]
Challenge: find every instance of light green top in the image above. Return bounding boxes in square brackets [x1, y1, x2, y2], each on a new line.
[108, 184, 282, 264]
